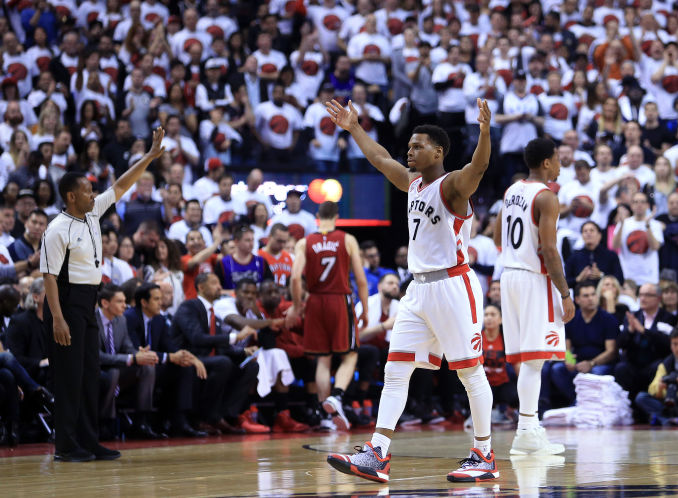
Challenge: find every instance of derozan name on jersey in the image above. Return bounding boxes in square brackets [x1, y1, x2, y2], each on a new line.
[504, 194, 528, 211]
[408, 199, 441, 224]
[311, 240, 341, 253]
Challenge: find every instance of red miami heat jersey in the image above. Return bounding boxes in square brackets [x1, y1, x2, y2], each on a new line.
[305, 230, 351, 294]
[501, 180, 553, 274]
[407, 174, 473, 273]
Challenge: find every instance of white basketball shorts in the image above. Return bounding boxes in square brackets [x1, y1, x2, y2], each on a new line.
[500, 268, 566, 363]
[388, 264, 484, 370]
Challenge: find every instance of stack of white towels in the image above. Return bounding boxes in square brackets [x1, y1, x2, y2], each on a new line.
[543, 374, 634, 428]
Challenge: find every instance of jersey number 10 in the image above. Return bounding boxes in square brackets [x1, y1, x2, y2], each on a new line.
[505, 215, 524, 249]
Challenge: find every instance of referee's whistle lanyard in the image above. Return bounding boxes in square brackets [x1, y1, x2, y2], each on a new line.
[84, 217, 100, 268]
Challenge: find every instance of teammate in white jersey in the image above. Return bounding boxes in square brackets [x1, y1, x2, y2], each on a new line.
[325, 98, 499, 483]
[494, 138, 575, 456]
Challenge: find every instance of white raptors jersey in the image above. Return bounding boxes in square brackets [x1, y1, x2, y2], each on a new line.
[501, 180, 553, 274]
[407, 174, 473, 273]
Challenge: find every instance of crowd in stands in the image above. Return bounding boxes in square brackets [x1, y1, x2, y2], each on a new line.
[2, 0, 678, 445]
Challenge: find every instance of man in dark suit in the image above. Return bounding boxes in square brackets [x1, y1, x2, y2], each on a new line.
[96, 284, 161, 440]
[615, 282, 678, 402]
[6, 278, 51, 387]
[171, 272, 268, 434]
[124, 283, 207, 438]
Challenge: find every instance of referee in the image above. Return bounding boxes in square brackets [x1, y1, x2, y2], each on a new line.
[40, 127, 166, 462]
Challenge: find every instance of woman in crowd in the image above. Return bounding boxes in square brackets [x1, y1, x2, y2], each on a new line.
[249, 202, 270, 254]
[661, 281, 678, 316]
[33, 179, 59, 216]
[481, 304, 518, 423]
[144, 237, 184, 313]
[0, 131, 30, 190]
[649, 156, 676, 216]
[597, 275, 631, 325]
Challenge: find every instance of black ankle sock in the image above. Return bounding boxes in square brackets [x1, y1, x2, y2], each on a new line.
[273, 391, 288, 412]
[331, 387, 345, 400]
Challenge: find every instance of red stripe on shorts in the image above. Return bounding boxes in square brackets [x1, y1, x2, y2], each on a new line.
[387, 351, 416, 362]
[546, 276, 554, 323]
[462, 273, 477, 324]
[428, 353, 442, 367]
[506, 351, 566, 363]
[448, 355, 483, 370]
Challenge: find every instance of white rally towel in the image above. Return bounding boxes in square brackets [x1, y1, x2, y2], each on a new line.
[543, 373, 633, 428]
[253, 348, 295, 398]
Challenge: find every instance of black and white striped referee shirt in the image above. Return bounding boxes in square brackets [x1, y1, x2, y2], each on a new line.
[39, 188, 116, 285]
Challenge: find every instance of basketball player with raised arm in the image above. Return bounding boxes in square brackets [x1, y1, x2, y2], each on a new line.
[325, 98, 499, 483]
[493, 138, 575, 455]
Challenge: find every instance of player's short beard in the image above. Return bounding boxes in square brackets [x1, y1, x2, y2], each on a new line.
[408, 165, 417, 172]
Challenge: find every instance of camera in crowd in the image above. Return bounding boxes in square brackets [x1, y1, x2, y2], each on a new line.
[662, 372, 678, 407]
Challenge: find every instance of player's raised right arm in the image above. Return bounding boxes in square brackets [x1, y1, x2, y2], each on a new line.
[535, 190, 575, 323]
[326, 99, 412, 192]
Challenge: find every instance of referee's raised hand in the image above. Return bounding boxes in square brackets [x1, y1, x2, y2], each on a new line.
[148, 126, 166, 160]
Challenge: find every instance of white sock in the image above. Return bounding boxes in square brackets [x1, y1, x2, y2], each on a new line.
[457, 364, 493, 439]
[474, 437, 491, 457]
[517, 359, 545, 431]
[370, 432, 391, 454]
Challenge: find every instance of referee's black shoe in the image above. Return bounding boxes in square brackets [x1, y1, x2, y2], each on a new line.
[54, 448, 96, 462]
[91, 444, 121, 460]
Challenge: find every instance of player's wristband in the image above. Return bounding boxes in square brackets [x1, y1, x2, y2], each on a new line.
[561, 293, 570, 299]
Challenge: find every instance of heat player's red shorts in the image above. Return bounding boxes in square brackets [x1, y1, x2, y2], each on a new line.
[303, 293, 358, 355]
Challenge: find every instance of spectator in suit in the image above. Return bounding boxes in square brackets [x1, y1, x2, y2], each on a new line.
[5, 278, 50, 386]
[96, 284, 161, 440]
[124, 283, 207, 438]
[565, 221, 624, 289]
[170, 272, 268, 434]
[614, 283, 678, 401]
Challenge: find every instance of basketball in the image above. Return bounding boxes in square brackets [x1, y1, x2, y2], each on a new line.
[547, 181, 561, 193]
[571, 195, 594, 218]
[627, 229, 650, 254]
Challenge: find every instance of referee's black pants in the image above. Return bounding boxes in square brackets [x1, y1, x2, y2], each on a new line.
[45, 283, 100, 454]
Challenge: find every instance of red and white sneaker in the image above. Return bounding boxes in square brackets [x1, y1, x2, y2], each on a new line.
[327, 442, 391, 483]
[272, 410, 310, 433]
[447, 448, 500, 482]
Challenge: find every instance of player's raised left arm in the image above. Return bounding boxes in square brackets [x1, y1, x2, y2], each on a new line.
[442, 99, 491, 203]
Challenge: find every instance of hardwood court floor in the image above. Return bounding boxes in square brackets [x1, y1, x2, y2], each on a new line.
[1, 425, 677, 497]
